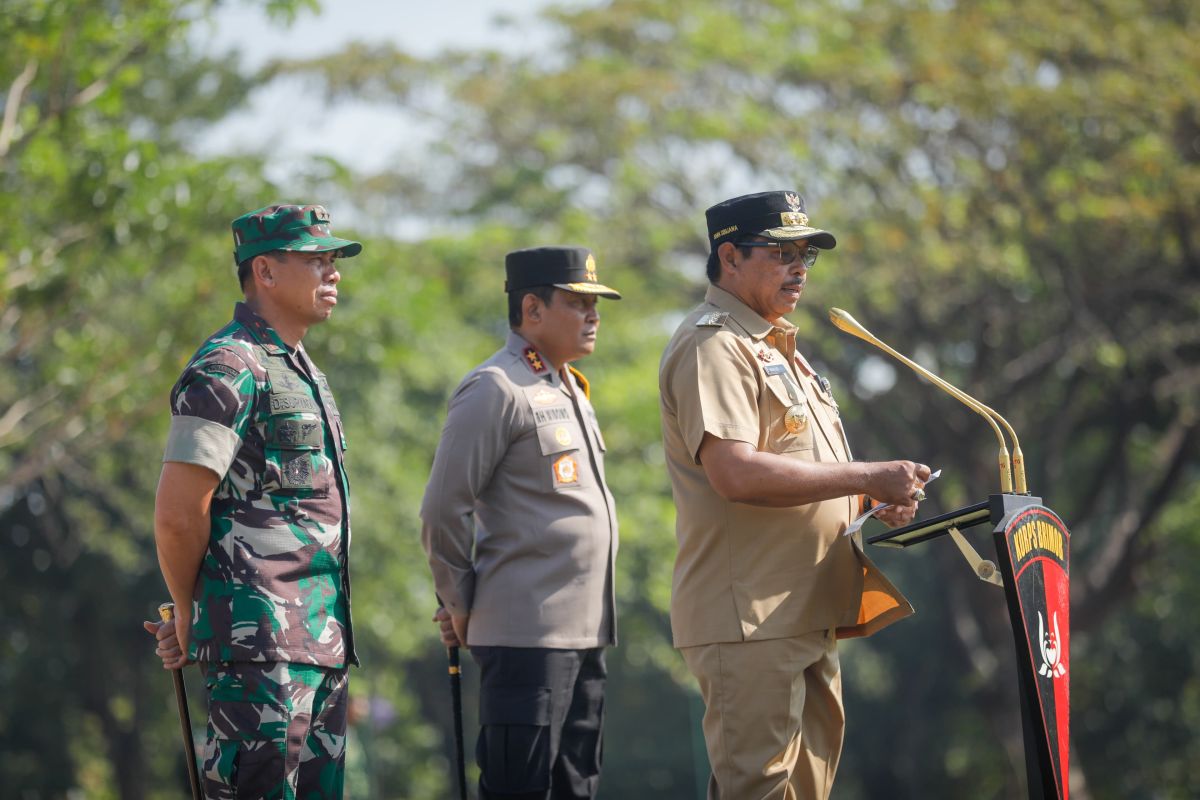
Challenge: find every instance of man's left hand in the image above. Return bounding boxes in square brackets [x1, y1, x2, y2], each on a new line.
[876, 501, 918, 528]
[432, 606, 469, 649]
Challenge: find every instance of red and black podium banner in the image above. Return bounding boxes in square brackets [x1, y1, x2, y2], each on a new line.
[867, 493, 1071, 797]
[993, 499, 1070, 800]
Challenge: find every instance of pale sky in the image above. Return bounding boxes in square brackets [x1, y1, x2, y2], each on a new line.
[191, 0, 572, 174]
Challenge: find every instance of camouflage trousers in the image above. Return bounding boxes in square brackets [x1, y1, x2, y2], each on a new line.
[202, 661, 348, 800]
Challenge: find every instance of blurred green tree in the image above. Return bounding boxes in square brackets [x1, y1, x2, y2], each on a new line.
[4, 0, 1198, 797]
[274, 0, 1200, 796]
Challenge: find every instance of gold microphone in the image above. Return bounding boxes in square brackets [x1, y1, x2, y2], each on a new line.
[829, 308, 1027, 494]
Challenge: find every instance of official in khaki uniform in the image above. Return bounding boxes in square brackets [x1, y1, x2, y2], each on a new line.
[421, 246, 621, 800]
[659, 191, 932, 800]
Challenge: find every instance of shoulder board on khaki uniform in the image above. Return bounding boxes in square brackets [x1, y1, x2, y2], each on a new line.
[695, 311, 730, 328]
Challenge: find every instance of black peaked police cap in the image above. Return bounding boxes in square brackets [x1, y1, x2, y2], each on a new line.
[706, 191, 837, 250]
[504, 246, 622, 299]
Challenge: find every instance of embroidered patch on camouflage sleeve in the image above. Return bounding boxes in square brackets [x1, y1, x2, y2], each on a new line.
[273, 418, 323, 448]
[205, 362, 242, 380]
[265, 365, 307, 394]
[281, 453, 315, 489]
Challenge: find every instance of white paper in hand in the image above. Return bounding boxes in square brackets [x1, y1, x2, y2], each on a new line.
[844, 469, 942, 536]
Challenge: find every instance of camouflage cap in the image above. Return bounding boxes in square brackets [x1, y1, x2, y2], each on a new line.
[231, 204, 363, 264]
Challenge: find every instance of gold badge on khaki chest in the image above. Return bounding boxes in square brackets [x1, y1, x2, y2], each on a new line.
[761, 359, 810, 436]
[784, 403, 809, 434]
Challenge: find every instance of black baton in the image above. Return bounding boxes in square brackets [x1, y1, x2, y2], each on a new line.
[159, 602, 203, 800]
[437, 597, 468, 800]
[448, 644, 468, 800]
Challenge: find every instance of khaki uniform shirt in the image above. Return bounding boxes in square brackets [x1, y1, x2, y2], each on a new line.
[659, 285, 911, 648]
[421, 331, 618, 649]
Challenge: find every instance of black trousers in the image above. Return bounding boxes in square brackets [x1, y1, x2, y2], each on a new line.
[470, 646, 607, 800]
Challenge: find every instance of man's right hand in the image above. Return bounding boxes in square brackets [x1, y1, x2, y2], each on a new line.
[142, 612, 192, 670]
[866, 460, 932, 507]
[432, 606, 469, 649]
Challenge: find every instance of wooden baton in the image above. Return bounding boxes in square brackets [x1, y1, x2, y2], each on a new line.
[158, 602, 203, 800]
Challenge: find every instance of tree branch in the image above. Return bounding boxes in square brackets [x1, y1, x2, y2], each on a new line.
[1075, 415, 1198, 630]
[1, 40, 149, 164]
[0, 384, 61, 442]
[0, 59, 38, 158]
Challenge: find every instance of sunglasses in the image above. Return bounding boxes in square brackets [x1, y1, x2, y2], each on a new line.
[735, 241, 820, 267]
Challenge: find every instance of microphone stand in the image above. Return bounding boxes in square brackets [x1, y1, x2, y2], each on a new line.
[830, 308, 1069, 800]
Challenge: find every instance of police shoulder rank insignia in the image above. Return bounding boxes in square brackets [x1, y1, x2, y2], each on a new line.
[524, 347, 549, 375]
[695, 312, 729, 328]
[553, 453, 580, 486]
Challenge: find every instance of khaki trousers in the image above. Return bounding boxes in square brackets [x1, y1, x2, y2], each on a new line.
[681, 631, 844, 800]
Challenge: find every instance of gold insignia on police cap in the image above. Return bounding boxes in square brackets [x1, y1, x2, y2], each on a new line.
[785, 193, 802, 211]
[780, 211, 809, 227]
[585, 253, 597, 282]
[555, 426, 573, 446]
[696, 311, 730, 328]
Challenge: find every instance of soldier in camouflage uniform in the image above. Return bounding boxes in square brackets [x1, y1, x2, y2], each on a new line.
[144, 204, 361, 800]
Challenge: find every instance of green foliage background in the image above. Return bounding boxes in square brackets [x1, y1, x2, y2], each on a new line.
[2, 0, 1197, 797]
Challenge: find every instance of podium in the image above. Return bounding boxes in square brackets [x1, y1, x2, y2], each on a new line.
[868, 494, 1071, 800]
[826, 305, 1069, 798]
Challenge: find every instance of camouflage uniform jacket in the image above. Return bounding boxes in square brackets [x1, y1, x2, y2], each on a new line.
[164, 302, 357, 667]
